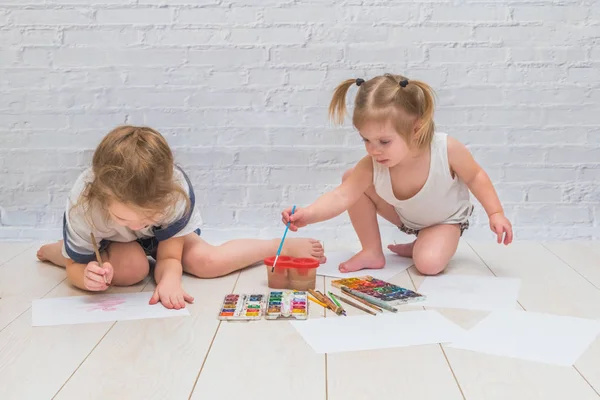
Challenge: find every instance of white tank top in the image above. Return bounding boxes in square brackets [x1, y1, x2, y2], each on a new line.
[372, 132, 473, 230]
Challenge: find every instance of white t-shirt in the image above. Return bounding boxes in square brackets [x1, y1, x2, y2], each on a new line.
[61, 166, 203, 263]
[372, 132, 473, 230]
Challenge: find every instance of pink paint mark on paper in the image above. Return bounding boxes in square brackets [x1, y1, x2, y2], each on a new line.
[86, 298, 126, 312]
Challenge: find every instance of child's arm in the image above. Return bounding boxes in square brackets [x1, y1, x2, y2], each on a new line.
[65, 260, 88, 289]
[447, 136, 513, 244]
[283, 156, 373, 231]
[63, 206, 113, 290]
[151, 236, 194, 309]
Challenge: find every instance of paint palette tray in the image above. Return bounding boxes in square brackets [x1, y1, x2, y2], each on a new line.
[331, 275, 425, 306]
[265, 290, 309, 320]
[218, 293, 265, 321]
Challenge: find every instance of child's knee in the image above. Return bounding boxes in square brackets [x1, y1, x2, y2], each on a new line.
[184, 247, 221, 278]
[114, 256, 149, 285]
[110, 244, 150, 285]
[413, 251, 447, 276]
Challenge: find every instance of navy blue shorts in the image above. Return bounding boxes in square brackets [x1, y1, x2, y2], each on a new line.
[98, 228, 201, 260]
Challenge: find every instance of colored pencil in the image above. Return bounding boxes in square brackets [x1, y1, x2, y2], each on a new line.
[341, 289, 383, 313]
[271, 205, 296, 272]
[338, 295, 377, 316]
[327, 291, 346, 316]
[90, 233, 108, 285]
[341, 286, 398, 313]
[308, 295, 328, 309]
[327, 291, 342, 307]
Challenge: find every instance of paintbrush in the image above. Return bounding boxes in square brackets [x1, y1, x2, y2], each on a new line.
[338, 295, 377, 316]
[341, 286, 397, 313]
[307, 289, 327, 305]
[327, 291, 347, 316]
[316, 290, 343, 315]
[271, 205, 296, 273]
[341, 289, 383, 313]
[90, 233, 109, 285]
[308, 289, 341, 315]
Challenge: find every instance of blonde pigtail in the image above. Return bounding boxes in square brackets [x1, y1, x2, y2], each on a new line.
[328, 79, 361, 126]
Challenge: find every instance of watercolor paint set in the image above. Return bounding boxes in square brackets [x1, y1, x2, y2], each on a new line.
[217, 291, 309, 321]
[331, 276, 426, 306]
[217, 293, 266, 321]
[265, 290, 309, 320]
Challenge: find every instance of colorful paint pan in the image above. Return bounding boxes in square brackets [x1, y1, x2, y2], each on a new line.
[265, 290, 308, 320]
[217, 293, 265, 321]
[331, 276, 425, 306]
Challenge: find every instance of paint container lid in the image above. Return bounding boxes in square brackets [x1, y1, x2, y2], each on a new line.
[264, 256, 319, 269]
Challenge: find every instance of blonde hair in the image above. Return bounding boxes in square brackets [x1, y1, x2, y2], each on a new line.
[329, 73, 436, 148]
[75, 125, 190, 226]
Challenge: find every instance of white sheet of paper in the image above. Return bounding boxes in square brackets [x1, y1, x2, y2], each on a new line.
[416, 275, 521, 311]
[32, 292, 190, 327]
[317, 250, 413, 280]
[448, 310, 600, 366]
[290, 310, 465, 354]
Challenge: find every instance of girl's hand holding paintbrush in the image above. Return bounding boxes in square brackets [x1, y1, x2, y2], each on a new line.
[85, 233, 113, 291]
[281, 206, 312, 232]
[83, 260, 113, 291]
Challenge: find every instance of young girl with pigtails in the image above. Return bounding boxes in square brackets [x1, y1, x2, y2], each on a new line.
[282, 74, 512, 275]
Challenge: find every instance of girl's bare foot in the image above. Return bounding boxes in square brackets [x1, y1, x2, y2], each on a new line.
[36, 241, 67, 267]
[339, 250, 386, 273]
[387, 241, 415, 258]
[281, 238, 326, 263]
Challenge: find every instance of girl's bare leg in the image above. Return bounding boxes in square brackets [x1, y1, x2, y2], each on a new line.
[37, 241, 68, 267]
[337, 169, 404, 273]
[181, 234, 325, 278]
[38, 240, 149, 286]
[410, 224, 461, 276]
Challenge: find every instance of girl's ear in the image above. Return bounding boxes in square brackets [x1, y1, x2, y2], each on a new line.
[409, 119, 424, 148]
[412, 119, 423, 135]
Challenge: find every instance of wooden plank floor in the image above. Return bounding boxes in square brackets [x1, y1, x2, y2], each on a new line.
[0, 240, 599, 400]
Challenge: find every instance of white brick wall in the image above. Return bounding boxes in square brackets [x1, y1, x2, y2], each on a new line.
[1, 0, 599, 243]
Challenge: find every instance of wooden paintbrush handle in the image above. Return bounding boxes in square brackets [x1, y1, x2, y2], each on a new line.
[338, 296, 377, 316]
[341, 288, 383, 312]
[316, 290, 343, 315]
[90, 233, 108, 285]
[341, 286, 396, 313]
[308, 289, 342, 315]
